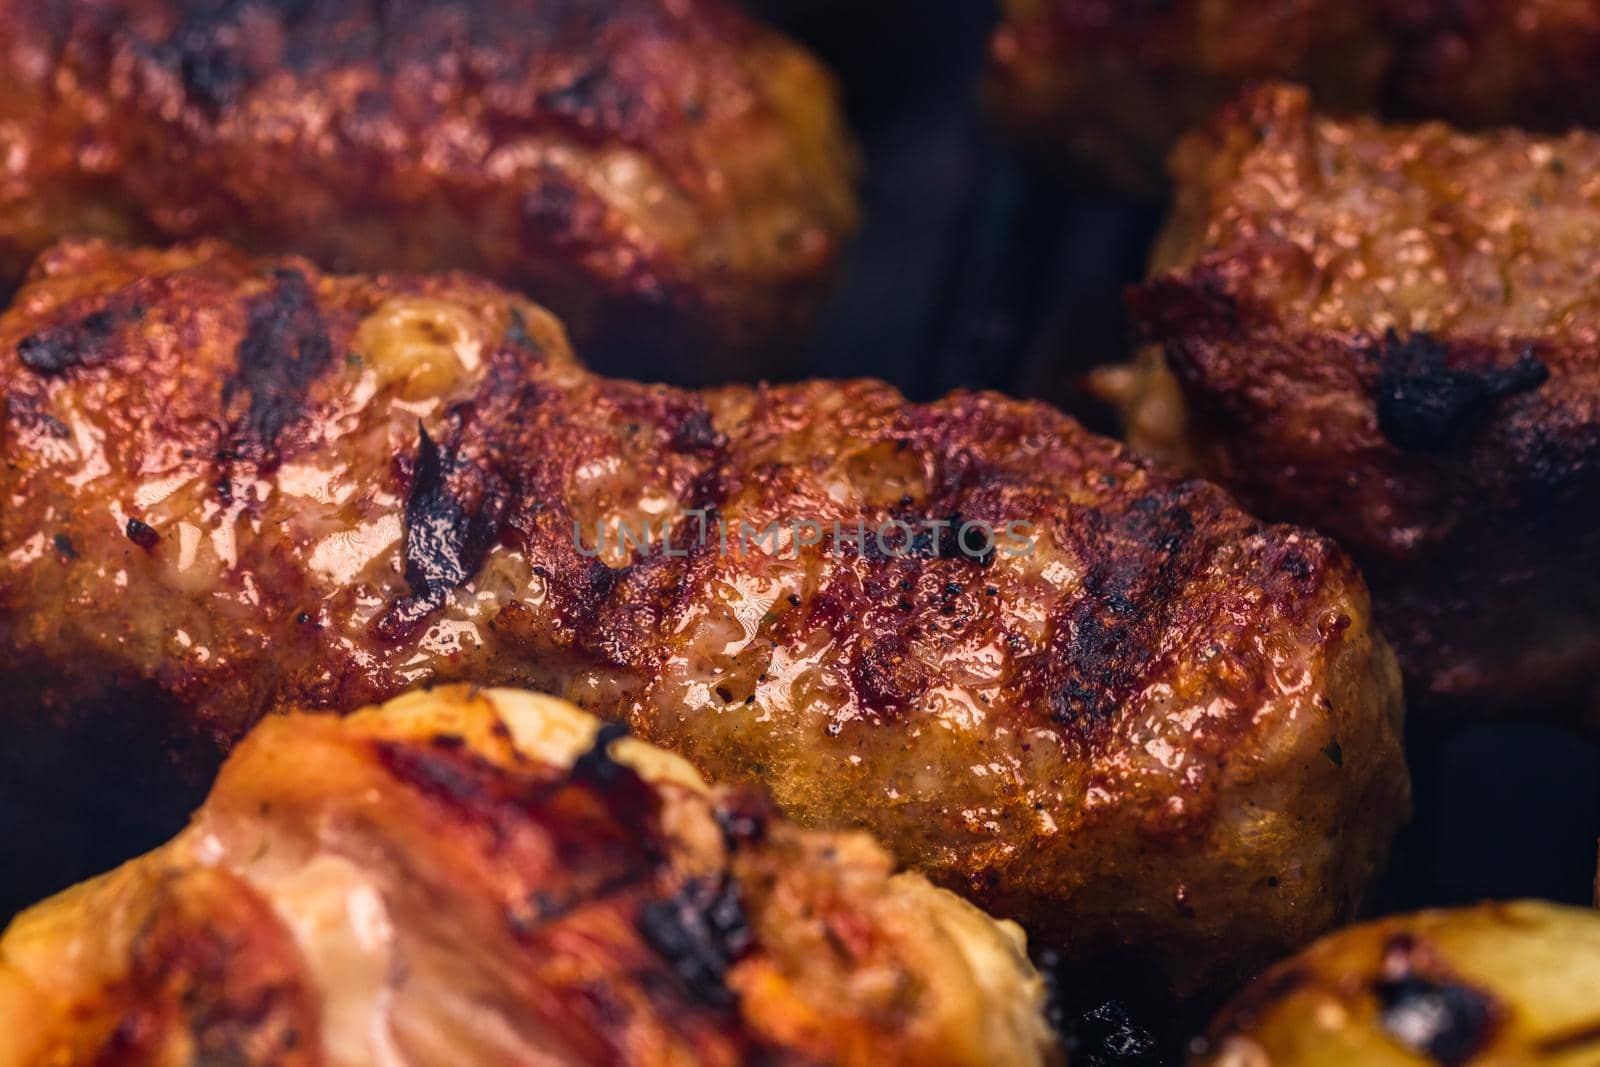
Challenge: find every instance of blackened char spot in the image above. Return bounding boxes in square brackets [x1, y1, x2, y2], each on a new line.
[18, 302, 142, 375]
[503, 309, 540, 353]
[585, 558, 622, 601]
[175, 24, 249, 113]
[1280, 550, 1312, 580]
[928, 512, 998, 566]
[374, 423, 510, 642]
[1373, 330, 1548, 453]
[1374, 934, 1501, 1066]
[125, 518, 161, 550]
[535, 61, 639, 134]
[864, 510, 995, 565]
[851, 634, 929, 715]
[1041, 493, 1196, 730]
[670, 408, 725, 454]
[538, 65, 607, 115]
[638, 876, 753, 1010]
[4, 394, 70, 438]
[559, 719, 667, 854]
[1377, 978, 1500, 1065]
[164, 0, 316, 113]
[569, 721, 632, 788]
[221, 269, 332, 468]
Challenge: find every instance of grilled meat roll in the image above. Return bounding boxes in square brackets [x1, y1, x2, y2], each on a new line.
[987, 0, 1600, 195]
[1105, 84, 1600, 715]
[0, 0, 857, 382]
[1193, 901, 1600, 1067]
[0, 685, 1061, 1067]
[0, 239, 1408, 996]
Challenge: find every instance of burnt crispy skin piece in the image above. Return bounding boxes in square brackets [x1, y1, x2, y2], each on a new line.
[0, 686, 1061, 1067]
[1193, 901, 1600, 1066]
[987, 0, 1600, 195]
[0, 239, 1407, 996]
[1114, 84, 1600, 714]
[0, 0, 857, 382]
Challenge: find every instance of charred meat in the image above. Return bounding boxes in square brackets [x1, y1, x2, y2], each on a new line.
[0, 239, 1408, 995]
[0, 685, 1060, 1067]
[0, 0, 858, 381]
[1111, 85, 1600, 716]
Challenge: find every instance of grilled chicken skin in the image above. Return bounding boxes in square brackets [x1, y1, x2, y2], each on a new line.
[0, 239, 1408, 996]
[0, 685, 1061, 1067]
[0, 0, 857, 382]
[1193, 901, 1600, 1067]
[988, 0, 1600, 195]
[1104, 85, 1600, 715]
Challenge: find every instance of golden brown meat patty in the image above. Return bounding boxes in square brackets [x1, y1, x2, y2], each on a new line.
[0, 0, 857, 382]
[987, 0, 1600, 195]
[0, 239, 1408, 997]
[1192, 901, 1600, 1067]
[0, 686, 1061, 1067]
[1106, 84, 1600, 716]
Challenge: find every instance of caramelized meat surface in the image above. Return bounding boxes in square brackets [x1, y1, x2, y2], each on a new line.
[0, 686, 1061, 1067]
[0, 240, 1407, 996]
[988, 0, 1600, 194]
[0, 0, 857, 381]
[1194, 901, 1600, 1066]
[1111, 85, 1600, 714]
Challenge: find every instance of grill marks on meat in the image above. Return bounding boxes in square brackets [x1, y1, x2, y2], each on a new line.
[0, 0, 857, 379]
[221, 269, 333, 470]
[0, 242, 1409, 1000]
[17, 297, 145, 376]
[371, 716, 762, 1022]
[373, 723, 677, 937]
[1122, 84, 1600, 711]
[637, 875, 753, 1009]
[1033, 488, 1203, 733]
[0, 690, 1064, 1066]
[104, 867, 322, 1067]
[154, 0, 657, 130]
[157, 0, 316, 115]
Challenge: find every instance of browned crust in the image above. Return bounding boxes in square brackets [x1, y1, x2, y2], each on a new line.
[80, 867, 324, 1067]
[1126, 85, 1600, 712]
[0, 0, 859, 380]
[0, 689, 1060, 1066]
[0, 239, 1407, 995]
